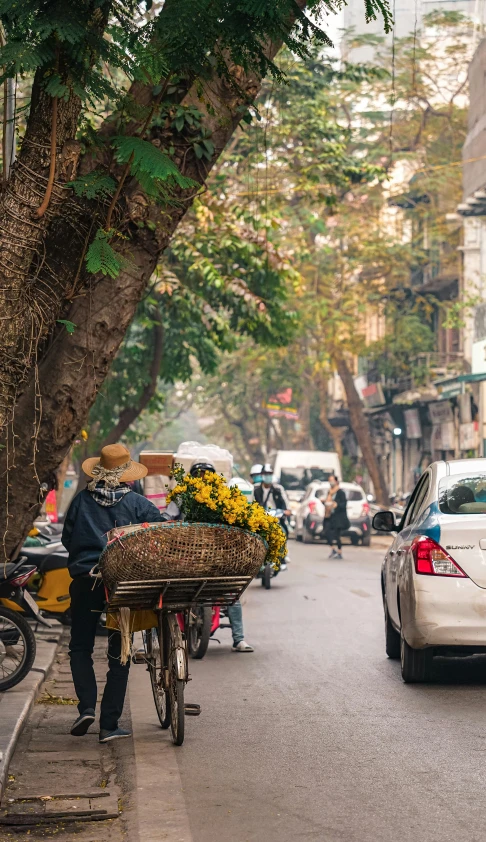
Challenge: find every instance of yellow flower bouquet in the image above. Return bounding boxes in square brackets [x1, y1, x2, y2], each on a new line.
[167, 465, 286, 568]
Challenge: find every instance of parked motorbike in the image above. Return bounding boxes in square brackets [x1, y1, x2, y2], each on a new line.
[19, 529, 71, 624]
[0, 558, 51, 690]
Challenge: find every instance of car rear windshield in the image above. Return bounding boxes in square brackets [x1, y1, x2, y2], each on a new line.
[438, 473, 486, 514]
[346, 490, 364, 501]
[280, 468, 333, 491]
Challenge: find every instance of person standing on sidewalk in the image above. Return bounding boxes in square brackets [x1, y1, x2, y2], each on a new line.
[324, 474, 349, 560]
[62, 444, 163, 743]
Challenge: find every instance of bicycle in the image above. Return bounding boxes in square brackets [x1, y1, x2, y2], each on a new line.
[108, 574, 253, 746]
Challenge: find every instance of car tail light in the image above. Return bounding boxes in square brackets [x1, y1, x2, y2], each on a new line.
[411, 536, 467, 577]
[10, 568, 37, 587]
[361, 502, 370, 517]
[308, 501, 317, 514]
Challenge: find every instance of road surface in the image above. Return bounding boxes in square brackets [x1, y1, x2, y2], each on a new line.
[127, 539, 486, 842]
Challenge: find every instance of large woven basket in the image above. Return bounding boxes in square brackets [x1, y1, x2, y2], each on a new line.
[100, 522, 268, 589]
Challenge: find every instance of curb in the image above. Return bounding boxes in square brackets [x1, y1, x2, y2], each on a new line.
[0, 622, 63, 801]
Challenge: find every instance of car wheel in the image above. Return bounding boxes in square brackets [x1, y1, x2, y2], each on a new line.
[350, 534, 359, 546]
[400, 630, 433, 683]
[296, 532, 303, 543]
[361, 533, 371, 547]
[302, 527, 314, 544]
[384, 602, 400, 659]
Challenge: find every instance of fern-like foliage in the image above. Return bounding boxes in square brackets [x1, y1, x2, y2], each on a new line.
[0, 0, 392, 106]
[0, 0, 148, 102]
[85, 229, 127, 278]
[112, 136, 198, 200]
[68, 171, 116, 201]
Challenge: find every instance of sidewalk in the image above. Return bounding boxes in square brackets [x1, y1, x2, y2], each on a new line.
[0, 632, 133, 840]
[0, 620, 63, 803]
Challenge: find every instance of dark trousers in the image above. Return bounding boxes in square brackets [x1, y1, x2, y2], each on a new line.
[69, 576, 130, 731]
[327, 523, 343, 550]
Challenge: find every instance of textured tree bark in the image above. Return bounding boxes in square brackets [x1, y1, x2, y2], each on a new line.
[334, 356, 390, 506]
[0, 73, 82, 428]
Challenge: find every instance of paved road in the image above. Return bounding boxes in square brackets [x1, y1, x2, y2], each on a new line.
[128, 540, 486, 842]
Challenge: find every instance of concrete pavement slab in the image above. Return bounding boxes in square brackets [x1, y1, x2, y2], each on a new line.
[0, 621, 62, 801]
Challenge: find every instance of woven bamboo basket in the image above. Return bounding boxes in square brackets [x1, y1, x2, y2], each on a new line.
[100, 522, 268, 590]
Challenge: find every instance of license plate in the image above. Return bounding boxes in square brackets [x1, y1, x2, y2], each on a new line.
[23, 589, 40, 616]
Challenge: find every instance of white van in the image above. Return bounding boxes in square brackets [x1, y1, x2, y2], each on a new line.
[272, 450, 341, 500]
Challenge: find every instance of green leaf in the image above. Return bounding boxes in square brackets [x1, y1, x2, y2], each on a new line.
[193, 142, 204, 159]
[68, 171, 116, 200]
[85, 229, 126, 278]
[57, 319, 77, 335]
[112, 136, 198, 195]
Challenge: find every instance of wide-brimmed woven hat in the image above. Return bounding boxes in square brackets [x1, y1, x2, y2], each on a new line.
[82, 444, 148, 482]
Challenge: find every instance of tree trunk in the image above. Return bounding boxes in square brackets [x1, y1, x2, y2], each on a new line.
[334, 355, 390, 506]
[319, 401, 345, 464]
[0, 38, 291, 557]
[102, 315, 164, 446]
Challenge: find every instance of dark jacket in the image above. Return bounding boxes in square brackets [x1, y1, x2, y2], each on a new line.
[62, 489, 163, 578]
[329, 488, 350, 530]
[254, 483, 288, 510]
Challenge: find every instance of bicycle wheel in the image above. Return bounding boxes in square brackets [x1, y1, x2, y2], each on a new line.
[145, 627, 170, 729]
[0, 607, 36, 691]
[188, 605, 211, 660]
[163, 613, 185, 746]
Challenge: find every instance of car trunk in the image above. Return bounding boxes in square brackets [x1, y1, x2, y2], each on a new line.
[439, 515, 486, 588]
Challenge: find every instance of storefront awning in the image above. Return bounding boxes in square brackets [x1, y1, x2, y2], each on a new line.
[435, 372, 486, 398]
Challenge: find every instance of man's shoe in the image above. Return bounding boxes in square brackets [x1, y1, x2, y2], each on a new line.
[328, 549, 337, 559]
[232, 640, 254, 652]
[335, 551, 343, 560]
[99, 727, 131, 743]
[70, 709, 95, 737]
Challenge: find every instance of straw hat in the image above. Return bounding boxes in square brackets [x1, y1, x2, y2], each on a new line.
[82, 444, 148, 482]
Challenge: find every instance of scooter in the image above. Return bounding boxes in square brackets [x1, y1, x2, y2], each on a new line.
[187, 605, 229, 659]
[0, 557, 51, 690]
[18, 529, 72, 624]
[256, 507, 288, 590]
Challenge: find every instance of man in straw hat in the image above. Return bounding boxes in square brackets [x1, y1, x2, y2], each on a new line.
[62, 444, 163, 743]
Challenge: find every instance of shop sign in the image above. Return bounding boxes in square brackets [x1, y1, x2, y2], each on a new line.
[264, 387, 299, 420]
[431, 421, 455, 451]
[354, 375, 385, 408]
[429, 401, 453, 425]
[404, 408, 422, 439]
[459, 421, 479, 451]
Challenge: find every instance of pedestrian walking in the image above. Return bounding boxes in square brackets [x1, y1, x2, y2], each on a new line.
[62, 444, 164, 743]
[324, 475, 349, 560]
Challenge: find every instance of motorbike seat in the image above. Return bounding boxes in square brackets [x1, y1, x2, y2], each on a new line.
[22, 543, 64, 562]
[39, 553, 69, 572]
[0, 562, 20, 581]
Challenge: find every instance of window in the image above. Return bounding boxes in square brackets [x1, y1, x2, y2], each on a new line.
[438, 473, 486, 514]
[280, 468, 333, 492]
[403, 474, 430, 528]
[345, 490, 364, 501]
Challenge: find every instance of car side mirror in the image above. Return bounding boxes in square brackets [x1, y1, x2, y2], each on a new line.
[372, 511, 396, 532]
